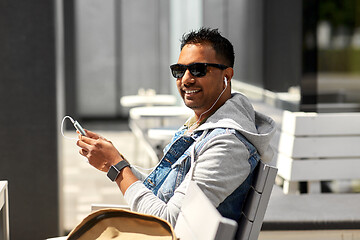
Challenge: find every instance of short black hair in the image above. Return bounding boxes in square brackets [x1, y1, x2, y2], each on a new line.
[180, 27, 235, 68]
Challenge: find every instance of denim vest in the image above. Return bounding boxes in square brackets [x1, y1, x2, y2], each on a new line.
[143, 127, 260, 222]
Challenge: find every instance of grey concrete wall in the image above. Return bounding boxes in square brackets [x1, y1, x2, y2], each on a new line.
[0, 1, 60, 239]
[204, 0, 301, 93]
[75, 0, 118, 117]
[203, 0, 264, 88]
[203, 0, 227, 34]
[70, 0, 171, 118]
[263, 0, 302, 92]
[120, 0, 171, 103]
[68, 0, 302, 116]
[169, 0, 203, 102]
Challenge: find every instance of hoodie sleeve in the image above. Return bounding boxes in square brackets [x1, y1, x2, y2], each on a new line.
[190, 132, 251, 207]
[124, 131, 250, 226]
[124, 179, 185, 227]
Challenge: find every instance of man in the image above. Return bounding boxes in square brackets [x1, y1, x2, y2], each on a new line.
[77, 28, 275, 226]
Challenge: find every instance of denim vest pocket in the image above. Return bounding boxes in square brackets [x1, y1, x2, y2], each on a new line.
[143, 131, 196, 201]
[157, 153, 192, 202]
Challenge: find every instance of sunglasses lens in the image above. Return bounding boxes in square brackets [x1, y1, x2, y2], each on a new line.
[189, 63, 207, 77]
[170, 63, 208, 78]
[170, 64, 186, 78]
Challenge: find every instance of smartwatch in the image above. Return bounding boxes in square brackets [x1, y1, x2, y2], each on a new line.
[107, 160, 130, 182]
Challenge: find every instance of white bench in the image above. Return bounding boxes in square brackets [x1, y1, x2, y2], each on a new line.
[49, 161, 277, 239]
[236, 162, 277, 240]
[174, 181, 238, 240]
[0, 181, 9, 240]
[91, 161, 277, 240]
[275, 111, 360, 194]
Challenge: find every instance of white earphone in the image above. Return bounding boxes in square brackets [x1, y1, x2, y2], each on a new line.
[194, 76, 228, 126]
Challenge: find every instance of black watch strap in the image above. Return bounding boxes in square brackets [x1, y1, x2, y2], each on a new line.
[107, 160, 130, 182]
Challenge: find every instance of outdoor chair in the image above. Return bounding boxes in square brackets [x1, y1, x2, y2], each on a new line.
[47, 161, 277, 239]
[91, 161, 277, 240]
[236, 161, 277, 240]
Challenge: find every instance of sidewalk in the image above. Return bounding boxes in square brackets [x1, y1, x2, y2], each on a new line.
[60, 120, 152, 232]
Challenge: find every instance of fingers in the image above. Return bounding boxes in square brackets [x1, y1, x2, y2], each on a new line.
[79, 134, 104, 148]
[76, 130, 109, 155]
[76, 129, 100, 138]
[76, 137, 92, 149]
[75, 130, 122, 172]
[79, 148, 88, 157]
[83, 129, 101, 139]
[78, 146, 112, 172]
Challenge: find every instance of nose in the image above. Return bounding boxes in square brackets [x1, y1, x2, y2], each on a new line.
[181, 69, 195, 86]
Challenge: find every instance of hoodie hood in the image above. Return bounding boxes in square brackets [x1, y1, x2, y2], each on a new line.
[194, 92, 276, 162]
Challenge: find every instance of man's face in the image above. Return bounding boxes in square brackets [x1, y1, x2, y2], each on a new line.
[176, 43, 226, 116]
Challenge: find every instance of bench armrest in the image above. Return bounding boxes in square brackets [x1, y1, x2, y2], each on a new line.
[91, 203, 130, 212]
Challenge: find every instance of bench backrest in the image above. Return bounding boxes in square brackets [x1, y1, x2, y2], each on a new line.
[275, 111, 360, 193]
[175, 181, 238, 240]
[175, 161, 277, 240]
[236, 161, 277, 240]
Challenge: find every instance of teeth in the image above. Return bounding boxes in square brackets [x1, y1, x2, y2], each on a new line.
[185, 90, 199, 94]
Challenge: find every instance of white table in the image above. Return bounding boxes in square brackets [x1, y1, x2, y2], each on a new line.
[130, 106, 192, 129]
[147, 127, 178, 141]
[120, 94, 177, 107]
[0, 181, 9, 240]
[129, 106, 192, 164]
[129, 106, 192, 120]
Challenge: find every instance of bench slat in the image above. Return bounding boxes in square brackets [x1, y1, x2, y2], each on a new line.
[278, 133, 360, 158]
[277, 154, 360, 181]
[237, 214, 252, 240]
[237, 164, 277, 240]
[243, 188, 261, 222]
[252, 162, 270, 193]
[281, 111, 360, 136]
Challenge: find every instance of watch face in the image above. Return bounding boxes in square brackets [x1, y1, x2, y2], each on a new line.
[107, 161, 130, 182]
[107, 166, 119, 181]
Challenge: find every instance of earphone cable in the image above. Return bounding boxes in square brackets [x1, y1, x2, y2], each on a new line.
[189, 82, 228, 130]
[61, 116, 78, 141]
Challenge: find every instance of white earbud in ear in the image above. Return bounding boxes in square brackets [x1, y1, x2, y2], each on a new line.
[224, 77, 228, 87]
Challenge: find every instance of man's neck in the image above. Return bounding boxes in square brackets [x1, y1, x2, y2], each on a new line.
[194, 92, 231, 122]
[184, 115, 207, 135]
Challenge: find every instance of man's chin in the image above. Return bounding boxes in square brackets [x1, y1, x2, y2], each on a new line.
[184, 101, 199, 110]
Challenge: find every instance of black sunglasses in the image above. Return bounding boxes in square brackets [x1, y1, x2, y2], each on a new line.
[170, 62, 229, 78]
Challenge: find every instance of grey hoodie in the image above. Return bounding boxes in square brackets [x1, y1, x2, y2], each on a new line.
[124, 92, 276, 226]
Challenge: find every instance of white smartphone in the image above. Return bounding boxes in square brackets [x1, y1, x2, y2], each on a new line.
[73, 120, 86, 136]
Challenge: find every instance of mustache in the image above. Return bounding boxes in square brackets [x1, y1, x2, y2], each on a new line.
[181, 83, 197, 89]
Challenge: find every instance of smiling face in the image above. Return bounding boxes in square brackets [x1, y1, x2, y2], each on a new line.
[176, 43, 232, 119]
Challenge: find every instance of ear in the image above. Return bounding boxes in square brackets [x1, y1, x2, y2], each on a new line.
[224, 67, 234, 82]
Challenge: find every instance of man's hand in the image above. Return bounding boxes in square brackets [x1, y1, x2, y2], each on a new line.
[76, 129, 124, 172]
